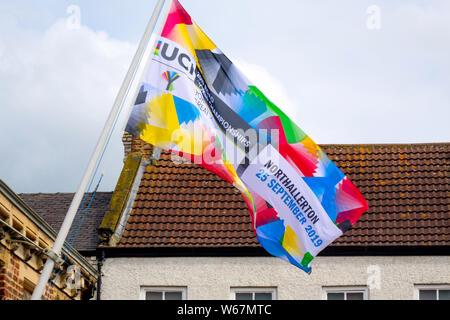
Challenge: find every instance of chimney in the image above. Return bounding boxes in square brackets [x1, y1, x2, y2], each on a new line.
[122, 132, 154, 161]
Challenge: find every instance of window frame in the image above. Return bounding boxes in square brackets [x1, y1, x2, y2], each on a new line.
[230, 287, 277, 300]
[322, 286, 369, 300]
[140, 286, 187, 300]
[414, 284, 450, 300]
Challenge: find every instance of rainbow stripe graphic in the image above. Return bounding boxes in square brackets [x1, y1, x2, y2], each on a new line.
[154, 40, 162, 56]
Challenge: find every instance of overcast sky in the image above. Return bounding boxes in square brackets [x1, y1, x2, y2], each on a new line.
[0, 0, 449, 193]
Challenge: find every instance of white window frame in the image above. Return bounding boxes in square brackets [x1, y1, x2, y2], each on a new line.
[322, 286, 369, 300]
[414, 284, 450, 300]
[230, 287, 277, 300]
[140, 286, 187, 300]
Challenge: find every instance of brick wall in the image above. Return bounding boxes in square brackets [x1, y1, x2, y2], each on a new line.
[0, 248, 70, 300]
[123, 132, 154, 159]
[122, 132, 132, 161]
[42, 283, 68, 300]
[0, 255, 24, 300]
[0, 265, 7, 299]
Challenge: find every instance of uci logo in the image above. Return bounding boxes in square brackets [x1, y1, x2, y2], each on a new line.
[155, 40, 196, 77]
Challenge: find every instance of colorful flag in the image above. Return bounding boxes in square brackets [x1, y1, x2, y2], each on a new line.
[126, 0, 369, 273]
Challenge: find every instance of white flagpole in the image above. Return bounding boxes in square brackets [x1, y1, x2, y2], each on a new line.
[31, 0, 172, 300]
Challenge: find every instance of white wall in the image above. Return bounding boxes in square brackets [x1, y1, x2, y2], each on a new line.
[100, 256, 450, 300]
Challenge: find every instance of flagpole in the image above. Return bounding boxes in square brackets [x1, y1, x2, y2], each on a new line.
[31, 0, 172, 300]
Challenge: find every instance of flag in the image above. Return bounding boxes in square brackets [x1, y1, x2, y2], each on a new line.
[126, 0, 369, 273]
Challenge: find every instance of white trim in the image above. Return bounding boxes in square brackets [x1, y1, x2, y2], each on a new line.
[414, 284, 450, 300]
[230, 287, 277, 300]
[140, 286, 187, 300]
[322, 286, 369, 300]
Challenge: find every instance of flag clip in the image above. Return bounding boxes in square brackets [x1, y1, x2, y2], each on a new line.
[42, 248, 65, 266]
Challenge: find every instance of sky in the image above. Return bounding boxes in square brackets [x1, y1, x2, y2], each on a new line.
[0, 0, 449, 194]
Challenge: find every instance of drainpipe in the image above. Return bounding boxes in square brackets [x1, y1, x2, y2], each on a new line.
[96, 250, 105, 300]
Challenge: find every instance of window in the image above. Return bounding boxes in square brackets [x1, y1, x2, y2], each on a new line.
[140, 287, 187, 300]
[323, 287, 368, 300]
[231, 288, 277, 300]
[415, 285, 450, 300]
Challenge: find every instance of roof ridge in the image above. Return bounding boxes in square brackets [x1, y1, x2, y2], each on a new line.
[18, 191, 114, 196]
[320, 142, 449, 147]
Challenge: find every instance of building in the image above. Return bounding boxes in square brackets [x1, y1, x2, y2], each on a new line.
[18, 190, 113, 300]
[0, 179, 98, 300]
[94, 135, 449, 300]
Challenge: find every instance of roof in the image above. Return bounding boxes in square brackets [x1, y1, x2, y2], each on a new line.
[19, 192, 113, 252]
[117, 142, 449, 249]
[0, 179, 99, 277]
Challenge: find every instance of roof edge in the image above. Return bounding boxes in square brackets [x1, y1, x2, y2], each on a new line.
[18, 192, 113, 197]
[98, 152, 143, 244]
[319, 142, 449, 147]
[98, 245, 450, 258]
[0, 179, 99, 278]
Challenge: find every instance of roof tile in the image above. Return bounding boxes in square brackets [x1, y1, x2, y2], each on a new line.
[19, 192, 113, 252]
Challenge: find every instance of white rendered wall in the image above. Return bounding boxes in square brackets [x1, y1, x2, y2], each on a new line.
[100, 256, 450, 300]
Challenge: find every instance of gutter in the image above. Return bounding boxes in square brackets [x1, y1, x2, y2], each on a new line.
[96, 249, 105, 300]
[97, 245, 450, 258]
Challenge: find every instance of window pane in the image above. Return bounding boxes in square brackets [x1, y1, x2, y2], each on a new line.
[347, 292, 364, 300]
[438, 290, 450, 300]
[165, 291, 183, 300]
[419, 290, 437, 300]
[236, 293, 253, 300]
[146, 291, 163, 300]
[327, 292, 345, 300]
[255, 293, 273, 300]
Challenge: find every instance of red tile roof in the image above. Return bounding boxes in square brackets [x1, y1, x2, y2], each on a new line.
[118, 143, 449, 248]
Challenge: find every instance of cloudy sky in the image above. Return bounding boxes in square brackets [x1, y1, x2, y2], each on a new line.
[0, 0, 449, 193]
